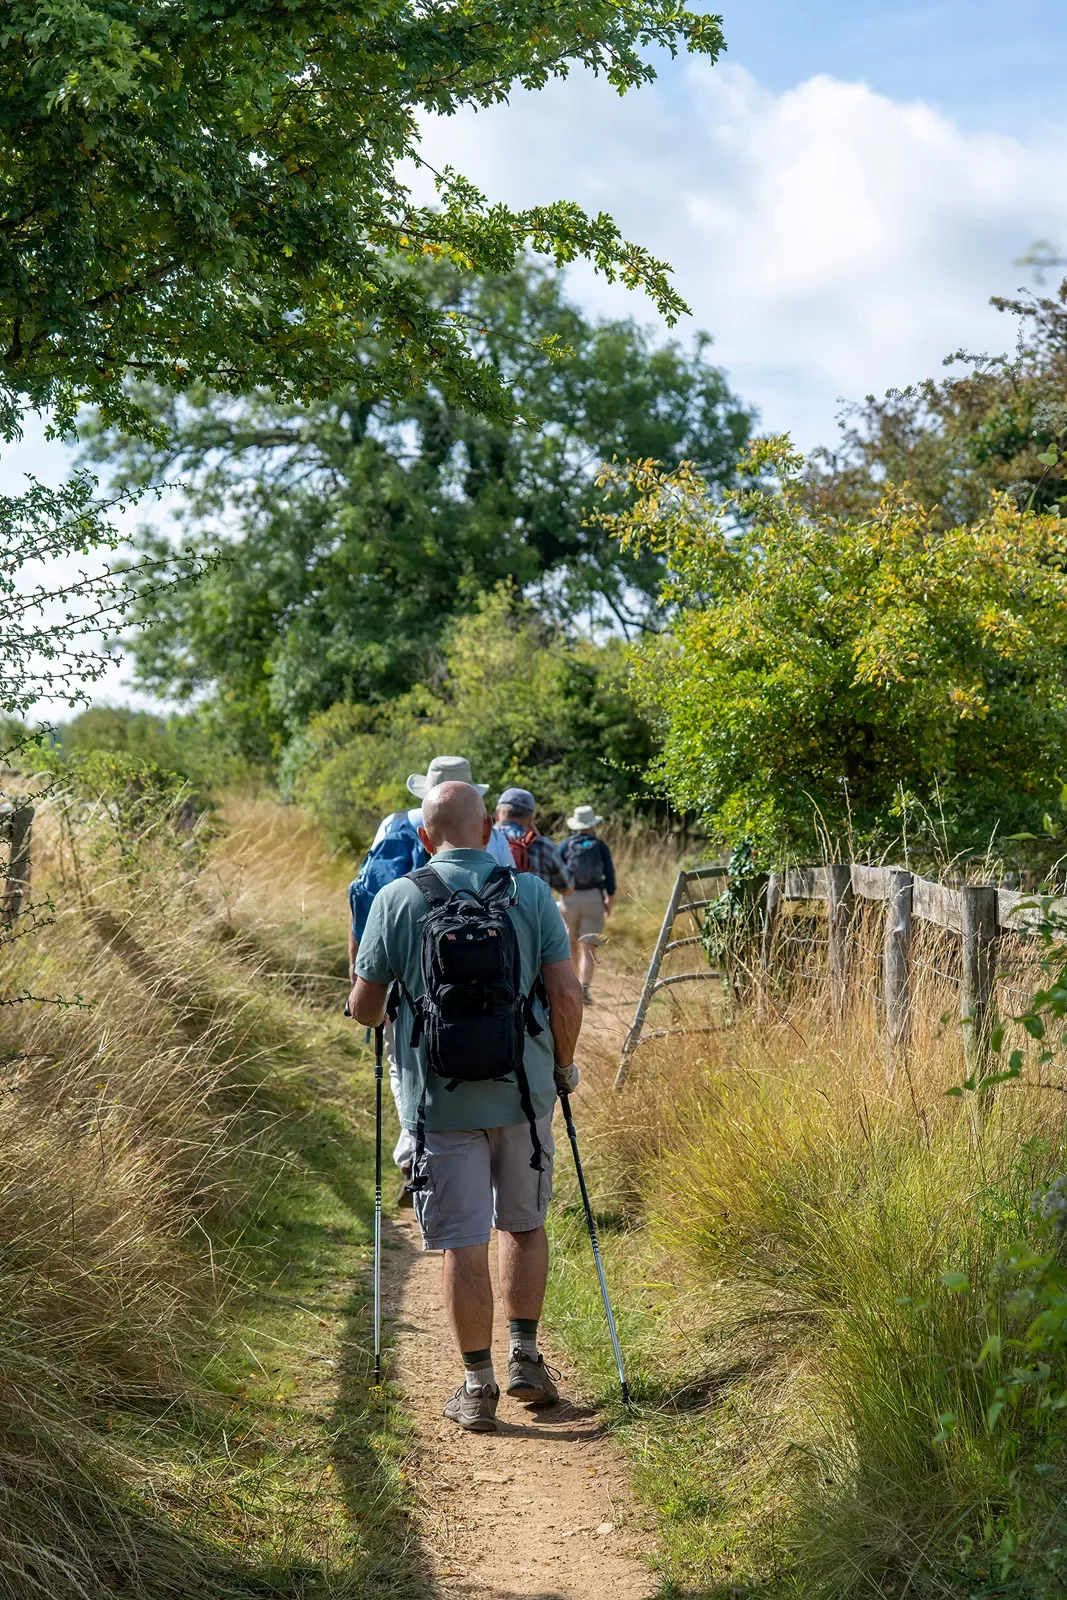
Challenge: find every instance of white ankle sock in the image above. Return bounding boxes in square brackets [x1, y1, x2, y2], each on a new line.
[513, 1336, 538, 1361]
[464, 1357, 495, 1394]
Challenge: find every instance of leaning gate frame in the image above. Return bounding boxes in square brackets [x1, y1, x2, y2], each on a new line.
[615, 865, 726, 1087]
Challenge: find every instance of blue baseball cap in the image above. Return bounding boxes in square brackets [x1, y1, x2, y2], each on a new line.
[498, 786, 536, 813]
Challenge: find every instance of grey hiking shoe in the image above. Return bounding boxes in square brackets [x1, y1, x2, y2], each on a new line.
[506, 1350, 560, 1406]
[443, 1382, 500, 1432]
[581, 984, 594, 1006]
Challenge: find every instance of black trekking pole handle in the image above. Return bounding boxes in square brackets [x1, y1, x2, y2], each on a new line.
[373, 1022, 384, 1386]
[559, 1090, 630, 1406]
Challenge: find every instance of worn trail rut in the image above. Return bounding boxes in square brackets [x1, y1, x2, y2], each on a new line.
[382, 962, 653, 1599]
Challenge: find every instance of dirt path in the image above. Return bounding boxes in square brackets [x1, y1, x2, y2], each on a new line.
[382, 955, 653, 1600]
[384, 1220, 653, 1599]
[575, 961, 640, 1061]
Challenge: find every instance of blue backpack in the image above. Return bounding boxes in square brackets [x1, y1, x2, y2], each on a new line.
[562, 834, 605, 891]
[349, 812, 428, 942]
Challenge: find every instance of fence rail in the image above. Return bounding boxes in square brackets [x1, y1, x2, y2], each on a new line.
[616, 861, 1061, 1086]
[780, 863, 1062, 933]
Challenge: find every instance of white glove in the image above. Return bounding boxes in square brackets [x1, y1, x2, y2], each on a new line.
[554, 1062, 580, 1095]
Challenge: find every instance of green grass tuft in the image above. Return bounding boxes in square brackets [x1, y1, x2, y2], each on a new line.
[546, 964, 1067, 1599]
[0, 792, 428, 1598]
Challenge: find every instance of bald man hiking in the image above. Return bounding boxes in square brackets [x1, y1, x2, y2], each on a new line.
[349, 781, 584, 1431]
[347, 754, 515, 1200]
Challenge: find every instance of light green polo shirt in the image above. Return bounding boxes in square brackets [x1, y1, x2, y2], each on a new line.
[355, 847, 571, 1131]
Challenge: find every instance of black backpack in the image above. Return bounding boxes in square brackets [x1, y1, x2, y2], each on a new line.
[563, 834, 605, 891]
[394, 864, 547, 1182]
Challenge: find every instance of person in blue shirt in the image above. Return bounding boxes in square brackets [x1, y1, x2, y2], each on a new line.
[558, 804, 617, 1006]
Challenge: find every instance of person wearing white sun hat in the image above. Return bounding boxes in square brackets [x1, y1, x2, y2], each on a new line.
[347, 756, 515, 1196]
[402, 756, 515, 867]
[558, 804, 616, 1005]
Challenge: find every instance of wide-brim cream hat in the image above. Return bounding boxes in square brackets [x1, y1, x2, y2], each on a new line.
[566, 804, 603, 830]
[407, 755, 489, 799]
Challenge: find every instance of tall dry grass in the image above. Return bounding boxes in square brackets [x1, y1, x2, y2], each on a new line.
[551, 890, 1067, 1597]
[0, 788, 356, 1598]
[596, 824, 706, 957]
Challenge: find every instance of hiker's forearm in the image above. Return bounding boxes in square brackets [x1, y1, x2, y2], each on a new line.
[348, 929, 358, 978]
[350, 975, 388, 1026]
[541, 959, 583, 1064]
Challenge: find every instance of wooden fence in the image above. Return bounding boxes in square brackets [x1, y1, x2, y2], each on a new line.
[616, 862, 1059, 1087]
[0, 800, 33, 924]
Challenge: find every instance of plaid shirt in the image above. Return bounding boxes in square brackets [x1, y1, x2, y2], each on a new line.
[498, 821, 574, 892]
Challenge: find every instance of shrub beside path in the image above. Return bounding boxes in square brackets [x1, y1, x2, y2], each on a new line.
[382, 955, 654, 1599]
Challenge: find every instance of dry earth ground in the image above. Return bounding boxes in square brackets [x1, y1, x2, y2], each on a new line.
[379, 950, 656, 1600]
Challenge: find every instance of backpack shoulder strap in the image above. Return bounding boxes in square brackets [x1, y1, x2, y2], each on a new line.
[407, 865, 453, 908]
[475, 865, 516, 907]
[523, 971, 549, 1038]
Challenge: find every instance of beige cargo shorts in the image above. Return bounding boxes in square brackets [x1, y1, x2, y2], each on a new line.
[412, 1113, 555, 1251]
[561, 886, 606, 943]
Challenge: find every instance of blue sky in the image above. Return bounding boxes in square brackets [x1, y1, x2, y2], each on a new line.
[414, 6, 1067, 449]
[10, 3, 1067, 707]
[715, 2, 1067, 137]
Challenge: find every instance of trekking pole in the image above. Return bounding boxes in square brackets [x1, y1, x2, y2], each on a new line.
[559, 1090, 630, 1405]
[373, 1022, 384, 1385]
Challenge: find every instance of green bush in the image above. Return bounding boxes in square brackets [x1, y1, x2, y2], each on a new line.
[283, 588, 659, 854]
[279, 697, 439, 857]
[600, 437, 1067, 861]
[43, 706, 265, 793]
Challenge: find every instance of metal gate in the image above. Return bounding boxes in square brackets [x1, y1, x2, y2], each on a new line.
[615, 865, 726, 1086]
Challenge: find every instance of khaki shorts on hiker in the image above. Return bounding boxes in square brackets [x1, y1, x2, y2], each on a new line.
[561, 887, 606, 944]
[412, 1114, 555, 1251]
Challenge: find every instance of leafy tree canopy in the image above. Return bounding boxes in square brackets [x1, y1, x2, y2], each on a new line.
[86, 262, 752, 751]
[2, 0, 725, 722]
[285, 586, 658, 853]
[2, 0, 723, 441]
[805, 285, 1067, 531]
[602, 438, 1067, 861]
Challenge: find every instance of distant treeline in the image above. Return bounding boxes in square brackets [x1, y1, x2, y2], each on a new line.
[68, 268, 1067, 870]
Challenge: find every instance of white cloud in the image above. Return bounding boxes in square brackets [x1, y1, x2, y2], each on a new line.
[419, 64, 1067, 446]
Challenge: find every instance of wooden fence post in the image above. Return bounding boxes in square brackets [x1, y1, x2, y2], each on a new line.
[961, 884, 998, 1074]
[756, 872, 780, 1021]
[2, 801, 33, 923]
[828, 864, 854, 1016]
[883, 869, 913, 1083]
